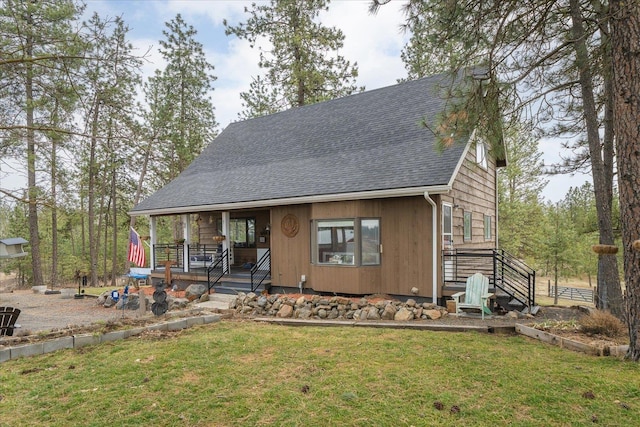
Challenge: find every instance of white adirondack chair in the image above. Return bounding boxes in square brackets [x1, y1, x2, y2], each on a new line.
[451, 273, 493, 319]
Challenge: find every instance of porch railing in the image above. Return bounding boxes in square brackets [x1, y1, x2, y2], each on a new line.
[207, 249, 230, 293]
[443, 248, 536, 310]
[152, 244, 221, 270]
[250, 249, 271, 293]
[153, 244, 184, 269]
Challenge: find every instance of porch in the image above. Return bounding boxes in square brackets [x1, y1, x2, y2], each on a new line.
[149, 243, 272, 294]
[442, 248, 537, 313]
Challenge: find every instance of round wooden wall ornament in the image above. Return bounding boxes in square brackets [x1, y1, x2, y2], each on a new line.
[281, 214, 300, 238]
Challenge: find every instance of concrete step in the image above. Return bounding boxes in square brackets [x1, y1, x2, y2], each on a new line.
[195, 292, 236, 310]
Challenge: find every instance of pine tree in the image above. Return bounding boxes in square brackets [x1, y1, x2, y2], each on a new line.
[0, 0, 85, 287]
[225, 0, 362, 118]
[497, 125, 548, 265]
[610, 0, 640, 361]
[77, 13, 143, 286]
[152, 14, 218, 182]
[374, 0, 623, 316]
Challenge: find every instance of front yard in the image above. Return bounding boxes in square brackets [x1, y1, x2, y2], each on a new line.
[1, 320, 638, 426]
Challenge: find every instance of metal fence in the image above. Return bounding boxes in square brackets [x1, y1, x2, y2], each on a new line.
[548, 285, 595, 303]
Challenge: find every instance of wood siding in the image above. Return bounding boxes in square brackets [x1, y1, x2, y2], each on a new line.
[270, 205, 311, 288]
[445, 140, 498, 250]
[268, 197, 435, 298]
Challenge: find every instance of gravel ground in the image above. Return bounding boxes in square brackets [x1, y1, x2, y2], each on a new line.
[0, 289, 144, 335]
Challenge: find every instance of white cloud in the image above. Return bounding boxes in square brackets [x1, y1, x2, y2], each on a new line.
[320, 1, 409, 89]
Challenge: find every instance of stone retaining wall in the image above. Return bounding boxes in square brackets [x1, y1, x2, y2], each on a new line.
[230, 292, 449, 321]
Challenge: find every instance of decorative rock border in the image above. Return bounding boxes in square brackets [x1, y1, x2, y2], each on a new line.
[230, 292, 450, 321]
[0, 312, 223, 364]
[515, 324, 629, 357]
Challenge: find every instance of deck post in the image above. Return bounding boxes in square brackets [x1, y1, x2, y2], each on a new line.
[182, 214, 190, 272]
[222, 212, 232, 273]
[150, 217, 157, 270]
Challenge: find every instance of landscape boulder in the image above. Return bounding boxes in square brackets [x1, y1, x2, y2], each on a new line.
[184, 284, 207, 301]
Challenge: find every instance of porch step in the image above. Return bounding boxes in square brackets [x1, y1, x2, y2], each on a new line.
[212, 280, 271, 295]
[195, 293, 236, 310]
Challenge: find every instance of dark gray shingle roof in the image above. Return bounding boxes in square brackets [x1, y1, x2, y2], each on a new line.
[131, 72, 470, 214]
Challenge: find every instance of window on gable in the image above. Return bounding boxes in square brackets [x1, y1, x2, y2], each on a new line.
[476, 141, 488, 169]
[464, 211, 472, 241]
[484, 215, 492, 240]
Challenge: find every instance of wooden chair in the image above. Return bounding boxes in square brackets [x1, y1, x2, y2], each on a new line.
[0, 306, 21, 336]
[451, 273, 493, 319]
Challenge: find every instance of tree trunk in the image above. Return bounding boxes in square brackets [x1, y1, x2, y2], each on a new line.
[610, 0, 640, 361]
[569, 0, 623, 317]
[88, 97, 100, 287]
[50, 126, 58, 289]
[25, 15, 44, 288]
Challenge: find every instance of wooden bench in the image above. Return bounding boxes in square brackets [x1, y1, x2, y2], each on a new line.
[0, 306, 21, 336]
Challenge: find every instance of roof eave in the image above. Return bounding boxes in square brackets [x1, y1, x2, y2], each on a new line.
[129, 185, 452, 217]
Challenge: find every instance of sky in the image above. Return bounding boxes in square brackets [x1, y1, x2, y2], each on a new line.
[0, 0, 590, 202]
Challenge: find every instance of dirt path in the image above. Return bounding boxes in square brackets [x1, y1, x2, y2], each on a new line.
[0, 289, 142, 335]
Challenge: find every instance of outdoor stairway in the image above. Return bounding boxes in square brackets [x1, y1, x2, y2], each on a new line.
[444, 249, 538, 314]
[212, 274, 271, 295]
[208, 249, 271, 295]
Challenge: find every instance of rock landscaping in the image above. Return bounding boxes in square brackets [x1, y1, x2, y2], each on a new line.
[230, 292, 450, 321]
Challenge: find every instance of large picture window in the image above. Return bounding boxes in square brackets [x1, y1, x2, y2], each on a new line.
[314, 218, 380, 266]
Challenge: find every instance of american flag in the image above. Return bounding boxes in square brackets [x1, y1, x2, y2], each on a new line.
[128, 227, 146, 267]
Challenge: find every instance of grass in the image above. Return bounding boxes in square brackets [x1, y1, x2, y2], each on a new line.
[1, 321, 639, 426]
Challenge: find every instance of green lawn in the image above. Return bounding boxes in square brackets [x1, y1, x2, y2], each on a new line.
[1, 321, 638, 426]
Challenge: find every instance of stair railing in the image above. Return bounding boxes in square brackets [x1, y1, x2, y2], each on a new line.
[492, 249, 536, 309]
[443, 248, 536, 310]
[250, 249, 271, 293]
[207, 249, 229, 294]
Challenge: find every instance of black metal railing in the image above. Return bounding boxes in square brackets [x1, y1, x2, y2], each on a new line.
[153, 243, 223, 271]
[250, 249, 271, 292]
[443, 248, 536, 309]
[153, 244, 184, 270]
[207, 248, 230, 293]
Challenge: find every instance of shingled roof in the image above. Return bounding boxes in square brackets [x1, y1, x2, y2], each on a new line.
[131, 71, 477, 216]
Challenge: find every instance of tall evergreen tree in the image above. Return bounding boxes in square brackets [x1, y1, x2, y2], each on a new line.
[497, 125, 547, 265]
[374, 0, 623, 316]
[151, 14, 218, 183]
[225, 0, 362, 118]
[0, 0, 84, 287]
[77, 13, 142, 286]
[610, 0, 640, 361]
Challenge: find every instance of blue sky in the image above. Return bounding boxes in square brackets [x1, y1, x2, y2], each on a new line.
[84, 0, 410, 127]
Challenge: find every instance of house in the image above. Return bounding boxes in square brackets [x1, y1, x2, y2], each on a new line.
[0, 238, 28, 259]
[130, 70, 535, 309]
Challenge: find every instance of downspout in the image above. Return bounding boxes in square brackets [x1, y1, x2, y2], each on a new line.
[424, 192, 438, 304]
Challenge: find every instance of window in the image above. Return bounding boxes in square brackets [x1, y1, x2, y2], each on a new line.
[361, 219, 381, 265]
[484, 215, 492, 240]
[476, 141, 488, 169]
[229, 218, 256, 248]
[442, 204, 453, 250]
[463, 211, 472, 241]
[314, 218, 380, 266]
